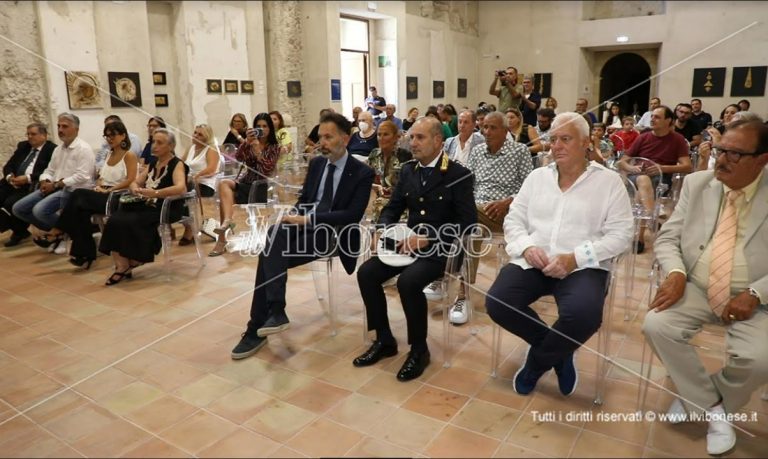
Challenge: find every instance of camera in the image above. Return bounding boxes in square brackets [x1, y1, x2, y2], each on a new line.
[248, 127, 265, 138]
[496, 69, 506, 77]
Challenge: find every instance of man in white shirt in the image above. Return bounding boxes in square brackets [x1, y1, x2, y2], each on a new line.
[636, 97, 660, 132]
[485, 112, 633, 397]
[443, 109, 485, 165]
[12, 113, 95, 234]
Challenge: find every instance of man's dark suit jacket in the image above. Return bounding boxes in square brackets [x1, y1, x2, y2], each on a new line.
[379, 152, 477, 259]
[2, 140, 57, 188]
[296, 153, 375, 275]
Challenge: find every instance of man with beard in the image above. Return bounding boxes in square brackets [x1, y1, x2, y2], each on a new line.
[230, 112, 374, 359]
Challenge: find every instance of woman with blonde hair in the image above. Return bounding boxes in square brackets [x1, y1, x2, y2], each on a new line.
[366, 120, 412, 221]
[223, 113, 248, 146]
[269, 110, 294, 164]
[545, 97, 558, 112]
[179, 123, 221, 244]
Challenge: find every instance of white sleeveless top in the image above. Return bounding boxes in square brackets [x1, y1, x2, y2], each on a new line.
[99, 153, 128, 187]
[184, 145, 221, 190]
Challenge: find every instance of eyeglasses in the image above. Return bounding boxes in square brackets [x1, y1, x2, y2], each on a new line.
[712, 146, 765, 163]
[103, 133, 118, 139]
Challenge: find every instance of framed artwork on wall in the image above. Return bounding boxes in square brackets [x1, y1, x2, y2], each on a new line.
[107, 72, 142, 108]
[154, 94, 168, 107]
[331, 79, 341, 102]
[457, 78, 467, 98]
[240, 80, 254, 94]
[730, 66, 767, 97]
[64, 71, 102, 109]
[433, 80, 444, 99]
[691, 68, 725, 97]
[207, 79, 222, 94]
[406, 76, 418, 99]
[287, 81, 302, 98]
[153, 72, 166, 85]
[533, 73, 553, 98]
[224, 80, 239, 94]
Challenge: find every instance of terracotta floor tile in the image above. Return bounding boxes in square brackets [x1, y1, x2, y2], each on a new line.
[493, 442, 549, 458]
[0, 370, 63, 410]
[475, 377, 533, 411]
[451, 399, 521, 440]
[25, 389, 89, 425]
[317, 357, 380, 391]
[372, 408, 445, 452]
[198, 428, 282, 458]
[281, 349, 339, 377]
[326, 393, 398, 434]
[646, 418, 709, 457]
[160, 410, 239, 454]
[571, 430, 645, 457]
[71, 417, 152, 457]
[343, 436, 418, 458]
[141, 358, 207, 392]
[425, 424, 501, 458]
[42, 402, 119, 442]
[46, 354, 107, 386]
[243, 399, 317, 442]
[427, 365, 490, 396]
[173, 373, 239, 407]
[286, 418, 364, 457]
[213, 356, 273, 386]
[249, 367, 314, 399]
[0, 415, 40, 447]
[266, 446, 309, 458]
[506, 415, 581, 457]
[124, 395, 199, 432]
[207, 386, 272, 424]
[115, 349, 175, 378]
[99, 380, 166, 415]
[357, 371, 424, 405]
[402, 385, 470, 421]
[121, 437, 193, 458]
[283, 379, 351, 414]
[0, 424, 81, 458]
[73, 366, 137, 400]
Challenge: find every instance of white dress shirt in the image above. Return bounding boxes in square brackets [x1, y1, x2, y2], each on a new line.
[504, 161, 633, 272]
[39, 137, 95, 190]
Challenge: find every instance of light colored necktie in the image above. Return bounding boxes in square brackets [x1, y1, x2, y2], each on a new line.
[707, 190, 743, 314]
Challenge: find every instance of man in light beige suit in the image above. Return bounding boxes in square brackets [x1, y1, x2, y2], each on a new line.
[643, 119, 768, 456]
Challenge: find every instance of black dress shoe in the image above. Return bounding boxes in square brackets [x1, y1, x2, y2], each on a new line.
[396, 350, 431, 382]
[352, 340, 398, 367]
[4, 231, 30, 247]
[256, 311, 291, 337]
[231, 332, 267, 360]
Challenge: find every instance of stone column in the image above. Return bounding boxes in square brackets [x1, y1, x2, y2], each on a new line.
[263, 1, 306, 150]
[0, 2, 51, 162]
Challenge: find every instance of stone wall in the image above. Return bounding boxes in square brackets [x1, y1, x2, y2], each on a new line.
[0, 1, 51, 164]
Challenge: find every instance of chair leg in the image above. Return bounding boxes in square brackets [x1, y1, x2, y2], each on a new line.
[442, 278, 452, 368]
[326, 258, 337, 337]
[490, 323, 502, 378]
[636, 340, 656, 412]
[762, 384, 768, 401]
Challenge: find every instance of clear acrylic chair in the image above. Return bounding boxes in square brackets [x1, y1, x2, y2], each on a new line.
[158, 179, 206, 270]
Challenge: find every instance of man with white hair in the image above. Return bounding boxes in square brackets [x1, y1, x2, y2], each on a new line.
[442, 109, 485, 165]
[486, 112, 633, 396]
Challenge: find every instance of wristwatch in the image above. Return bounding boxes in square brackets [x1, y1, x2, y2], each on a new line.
[746, 287, 762, 304]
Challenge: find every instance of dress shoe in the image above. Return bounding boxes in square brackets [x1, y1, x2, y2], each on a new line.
[706, 404, 736, 455]
[256, 311, 290, 337]
[396, 349, 430, 381]
[352, 340, 398, 367]
[553, 353, 578, 396]
[4, 230, 30, 247]
[231, 332, 267, 360]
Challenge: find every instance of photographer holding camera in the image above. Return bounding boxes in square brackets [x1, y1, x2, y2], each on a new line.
[489, 66, 522, 113]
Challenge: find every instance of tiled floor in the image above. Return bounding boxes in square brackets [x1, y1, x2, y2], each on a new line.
[0, 226, 766, 458]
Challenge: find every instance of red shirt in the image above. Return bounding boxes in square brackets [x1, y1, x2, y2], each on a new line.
[625, 131, 688, 166]
[610, 129, 639, 151]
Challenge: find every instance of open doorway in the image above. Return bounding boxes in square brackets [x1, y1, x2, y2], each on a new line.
[340, 17, 369, 120]
[598, 52, 652, 121]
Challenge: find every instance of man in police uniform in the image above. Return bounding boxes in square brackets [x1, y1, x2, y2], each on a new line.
[354, 117, 477, 381]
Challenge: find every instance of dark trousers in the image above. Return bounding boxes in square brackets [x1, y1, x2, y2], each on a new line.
[486, 264, 608, 373]
[55, 188, 108, 260]
[247, 223, 332, 331]
[357, 256, 444, 346]
[0, 181, 31, 235]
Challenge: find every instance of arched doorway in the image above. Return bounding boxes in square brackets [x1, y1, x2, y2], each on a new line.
[599, 53, 651, 122]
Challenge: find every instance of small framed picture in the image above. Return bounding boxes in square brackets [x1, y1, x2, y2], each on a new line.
[154, 94, 168, 107]
[224, 80, 239, 94]
[287, 80, 302, 98]
[153, 72, 167, 85]
[433, 80, 445, 99]
[241, 80, 254, 94]
[207, 79, 222, 94]
[406, 76, 418, 99]
[108, 71, 142, 108]
[457, 78, 467, 98]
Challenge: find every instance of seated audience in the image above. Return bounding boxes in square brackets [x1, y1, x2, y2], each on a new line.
[440, 104, 459, 137]
[98, 128, 189, 285]
[443, 109, 485, 165]
[505, 107, 539, 152]
[139, 116, 166, 168]
[485, 112, 633, 396]
[347, 111, 378, 161]
[737, 99, 750, 111]
[367, 120, 412, 222]
[229, 113, 374, 360]
[1, 123, 56, 247]
[13, 113, 94, 247]
[690, 98, 713, 132]
[603, 102, 623, 132]
[39, 121, 138, 268]
[304, 108, 334, 153]
[714, 104, 740, 134]
[575, 97, 598, 124]
[179, 123, 221, 245]
[209, 113, 281, 257]
[222, 113, 248, 147]
[616, 105, 692, 253]
[402, 107, 419, 131]
[530, 107, 555, 154]
[698, 111, 763, 172]
[355, 117, 476, 381]
[351, 106, 363, 133]
[609, 116, 640, 152]
[378, 104, 403, 130]
[637, 97, 661, 132]
[674, 103, 702, 147]
[642, 119, 768, 456]
[270, 110, 294, 160]
[545, 96, 558, 113]
[95, 115, 142, 170]
[590, 122, 614, 164]
[425, 105, 453, 140]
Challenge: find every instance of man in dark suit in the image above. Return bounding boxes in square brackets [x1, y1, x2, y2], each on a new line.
[1, 123, 56, 246]
[353, 117, 477, 381]
[231, 112, 375, 359]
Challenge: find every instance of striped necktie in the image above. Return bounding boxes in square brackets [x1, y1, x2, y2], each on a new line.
[707, 190, 743, 315]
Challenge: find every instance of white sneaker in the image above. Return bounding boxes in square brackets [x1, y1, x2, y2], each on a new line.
[54, 240, 68, 255]
[706, 404, 736, 455]
[449, 298, 469, 325]
[382, 275, 398, 288]
[423, 280, 443, 301]
[666, 398, 688, 424]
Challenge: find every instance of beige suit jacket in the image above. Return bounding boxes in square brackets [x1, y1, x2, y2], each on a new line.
[654, 169, 768, 302]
